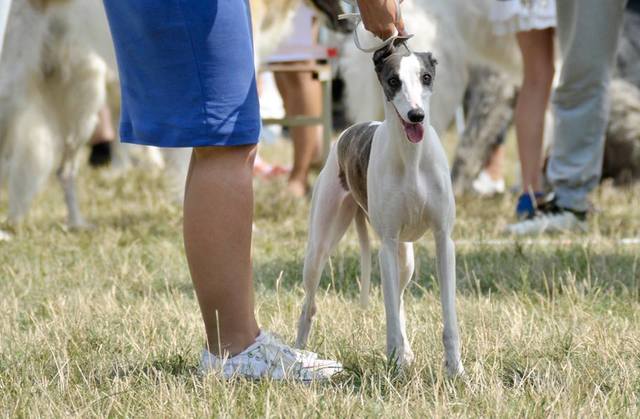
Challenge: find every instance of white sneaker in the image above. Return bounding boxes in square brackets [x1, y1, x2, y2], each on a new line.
[0, 229, 11, 241]
[472, 170, 505, 196]
[199, 331, 343, 381]
[505, 208, 587, 236]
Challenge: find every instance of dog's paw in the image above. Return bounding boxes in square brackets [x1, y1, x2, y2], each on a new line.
[388, 347, 415, 368]
[445, 359, 465, 378]
[401, 349, 415, 366]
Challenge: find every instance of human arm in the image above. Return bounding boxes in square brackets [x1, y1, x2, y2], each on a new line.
[356, 0, 405, 40]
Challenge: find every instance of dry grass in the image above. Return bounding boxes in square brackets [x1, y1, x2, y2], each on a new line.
[1, 138, 640, 417]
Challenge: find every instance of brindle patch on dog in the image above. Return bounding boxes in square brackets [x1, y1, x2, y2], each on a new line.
[337, 122, 380, 212]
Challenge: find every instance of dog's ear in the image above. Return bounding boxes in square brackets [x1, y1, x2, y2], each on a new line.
[416, 52, 438, 71]
[373, 35, 414, 72]
[373, 44, 394, 72]
[425, 52, 438, 67]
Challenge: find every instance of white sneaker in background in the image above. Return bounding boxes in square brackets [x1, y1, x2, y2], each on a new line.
[472, 170, 505, 197]
[0, 229, 11, 241]
[199, 331, 343, 381]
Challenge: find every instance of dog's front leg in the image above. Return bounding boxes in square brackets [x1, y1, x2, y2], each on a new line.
[380, 239, 412, 366]
[434, 232, 464, 376]
[57, 154, 90, 229]
[397, 242, 415, 364]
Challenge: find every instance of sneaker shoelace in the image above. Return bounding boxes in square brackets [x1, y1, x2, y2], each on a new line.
[251, 332, 320, 377]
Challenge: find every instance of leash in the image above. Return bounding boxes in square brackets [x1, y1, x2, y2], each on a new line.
[339, 0, 411, 53]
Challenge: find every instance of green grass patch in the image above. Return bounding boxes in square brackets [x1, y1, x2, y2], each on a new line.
[1, 139, 640, 417]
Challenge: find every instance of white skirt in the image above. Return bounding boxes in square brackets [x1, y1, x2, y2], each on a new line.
[490, 0, 556, 35]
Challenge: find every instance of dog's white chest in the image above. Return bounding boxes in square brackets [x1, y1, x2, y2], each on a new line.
[367, 126, 453, 242]
[368, 166, 440, 241]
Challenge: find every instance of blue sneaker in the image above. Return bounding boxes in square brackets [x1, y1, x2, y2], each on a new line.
[506, 196, 588, 236]
[515, 192, 544, 220]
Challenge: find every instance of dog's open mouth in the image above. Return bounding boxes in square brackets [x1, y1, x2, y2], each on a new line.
[396, 110, 424, 143]
[402, 120, 424, 143]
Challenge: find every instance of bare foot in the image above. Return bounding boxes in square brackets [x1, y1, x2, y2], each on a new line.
[287, 179, 308, 198]
[253, 155, 290, 179]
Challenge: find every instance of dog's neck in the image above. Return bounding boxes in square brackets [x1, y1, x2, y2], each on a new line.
[382, 101, 431, 168]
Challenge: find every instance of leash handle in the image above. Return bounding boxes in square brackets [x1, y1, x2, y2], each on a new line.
[339, 0, 408, 53]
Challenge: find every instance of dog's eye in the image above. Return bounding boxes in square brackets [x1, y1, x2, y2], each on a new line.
[388, 77, 400, 88]
[422, 74, 432, 85]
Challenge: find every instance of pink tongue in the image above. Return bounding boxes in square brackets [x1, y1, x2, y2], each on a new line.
[404, 122, 424, 143]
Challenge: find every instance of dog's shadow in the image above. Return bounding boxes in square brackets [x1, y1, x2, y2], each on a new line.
[254, 243, 639, 298]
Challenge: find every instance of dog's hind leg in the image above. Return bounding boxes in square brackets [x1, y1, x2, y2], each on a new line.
[296, 148, 357, 349]
[434, 231, 464, 377]
[355, 209, 371, 308]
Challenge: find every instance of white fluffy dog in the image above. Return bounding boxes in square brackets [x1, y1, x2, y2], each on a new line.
[0, 0, 349, 232]
[0, 1, 107, 229]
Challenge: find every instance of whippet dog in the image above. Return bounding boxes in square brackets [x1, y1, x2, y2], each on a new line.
[295, 37, 464, 376]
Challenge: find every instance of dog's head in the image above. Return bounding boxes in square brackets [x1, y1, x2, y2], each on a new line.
[373, 37, 437, 143]
[306, 0, 354, 33]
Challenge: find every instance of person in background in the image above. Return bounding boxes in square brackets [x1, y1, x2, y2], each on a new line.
[88, 105, 117, 167]
[478, 0, 556, 219]
[507, 0, 628, 235]
[102, 0, 403, 381]
[271, 5, 324, 197]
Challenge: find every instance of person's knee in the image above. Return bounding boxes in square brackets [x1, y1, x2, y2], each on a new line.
[193, 145, 257, 168]
[523, 61, 555, 90]
[554, 73, 608, 106]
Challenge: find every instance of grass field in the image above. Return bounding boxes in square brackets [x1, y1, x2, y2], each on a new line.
[1, 138, 640, 417]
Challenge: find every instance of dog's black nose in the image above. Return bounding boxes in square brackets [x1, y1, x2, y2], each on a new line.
[407, 108, 425, 123]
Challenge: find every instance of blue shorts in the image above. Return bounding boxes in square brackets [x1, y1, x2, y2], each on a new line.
[103, 0, 260, 147]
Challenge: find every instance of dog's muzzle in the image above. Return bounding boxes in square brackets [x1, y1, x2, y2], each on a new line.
[395, 108, 425, 143]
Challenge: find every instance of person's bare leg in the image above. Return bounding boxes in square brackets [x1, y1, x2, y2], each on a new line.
[275, 68, 322, 197]
[90, 105, 116, 145]
[515, 28, 555, 193]
[183, 145, 260, 356]
[484, 144, 505, 181]
[89, 105, 116, 167]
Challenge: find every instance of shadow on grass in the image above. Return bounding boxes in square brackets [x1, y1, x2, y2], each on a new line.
[109, 353, 199, 382]
[254, 244, 640, 299]
[91, 209, 180, 234]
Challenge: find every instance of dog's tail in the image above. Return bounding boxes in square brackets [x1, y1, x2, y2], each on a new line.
[355, 209, 371, 308]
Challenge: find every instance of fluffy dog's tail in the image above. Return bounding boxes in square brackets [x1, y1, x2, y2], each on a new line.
[354, 209, 371, 308]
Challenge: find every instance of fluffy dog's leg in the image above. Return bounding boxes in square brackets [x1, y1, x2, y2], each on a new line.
[57, 156, 88, 229]
[396, 242, 415, 364]
[161, 147, 191, 203]
[296, 148, 356, 349]
[355, 209, 371, 308]
[7, 116, 55, 225]
[434, 231, 464, 377]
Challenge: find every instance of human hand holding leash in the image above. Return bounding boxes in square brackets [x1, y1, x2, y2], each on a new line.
[342, 0, 409, 52]
[356, 0, 405, 39]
